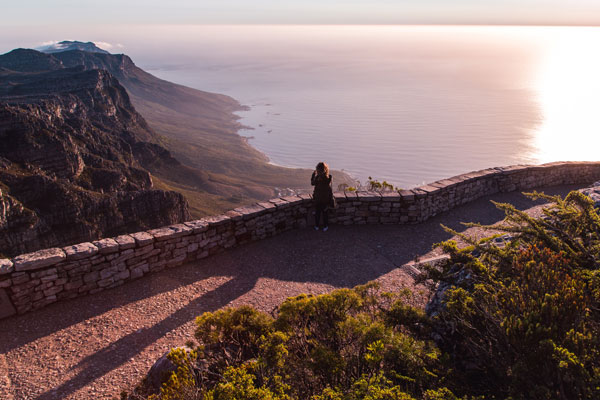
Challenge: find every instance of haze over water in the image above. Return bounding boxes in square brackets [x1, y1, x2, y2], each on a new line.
[7, 25, 600, 188]
[137, 25, 600, 188]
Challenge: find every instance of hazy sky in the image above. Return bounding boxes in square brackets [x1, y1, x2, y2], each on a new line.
[4, 0, 600, 26]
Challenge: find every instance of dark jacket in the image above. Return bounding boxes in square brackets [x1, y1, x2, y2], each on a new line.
[311, 172, 332, 206]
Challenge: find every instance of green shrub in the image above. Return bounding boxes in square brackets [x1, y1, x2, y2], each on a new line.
[133, 190, 600, 400]
[419, 190, 600, 399]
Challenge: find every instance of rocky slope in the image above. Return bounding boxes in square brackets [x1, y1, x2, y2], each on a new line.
[0, 63, 189, 257]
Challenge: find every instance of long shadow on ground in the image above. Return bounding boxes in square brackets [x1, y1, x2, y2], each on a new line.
[1, 184, 580, 399]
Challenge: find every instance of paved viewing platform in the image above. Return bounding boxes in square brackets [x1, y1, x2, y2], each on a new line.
[0, 184, 581, 400]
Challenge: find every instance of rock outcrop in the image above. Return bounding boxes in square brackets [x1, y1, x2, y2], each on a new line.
[0, 61, 189, 257]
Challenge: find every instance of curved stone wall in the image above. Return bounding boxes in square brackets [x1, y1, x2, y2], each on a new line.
[1, 161, 600, 319]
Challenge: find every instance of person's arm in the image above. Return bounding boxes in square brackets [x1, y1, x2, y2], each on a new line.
[311, 171, 317, 186]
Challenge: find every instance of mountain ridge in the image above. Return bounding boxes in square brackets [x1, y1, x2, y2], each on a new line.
[0, 58, 190, 256]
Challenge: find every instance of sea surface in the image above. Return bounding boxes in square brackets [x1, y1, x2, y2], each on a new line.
[5, 25, 600, 188]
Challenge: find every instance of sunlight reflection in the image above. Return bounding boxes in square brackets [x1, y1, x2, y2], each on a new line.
[533, 28, 600, 163]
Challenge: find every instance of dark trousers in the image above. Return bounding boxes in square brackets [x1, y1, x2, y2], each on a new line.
[315, 205, 328, 227]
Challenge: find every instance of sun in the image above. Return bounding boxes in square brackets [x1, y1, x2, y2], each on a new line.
[532, 27, 600, 163]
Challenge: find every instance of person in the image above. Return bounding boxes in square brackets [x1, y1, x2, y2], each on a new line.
[311, 162, 333, 231]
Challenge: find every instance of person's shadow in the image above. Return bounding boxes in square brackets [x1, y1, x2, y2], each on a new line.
[0, 184, 579, 400]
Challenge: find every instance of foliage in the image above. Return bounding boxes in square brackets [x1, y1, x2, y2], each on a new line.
[367, 177, 399, 192]
[419, 190, 600, 399]
[135, 190, 600, 400]
[149, 348, 200, 400]
[137, 283, 452, 399]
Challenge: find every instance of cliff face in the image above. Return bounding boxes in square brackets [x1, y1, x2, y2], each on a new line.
[0, 64, 189, 257]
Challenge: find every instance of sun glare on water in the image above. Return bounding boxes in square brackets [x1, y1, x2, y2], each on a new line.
[533, 28, 600, 163]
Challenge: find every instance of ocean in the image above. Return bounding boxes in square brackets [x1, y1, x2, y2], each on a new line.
[7, 25, 600, 188]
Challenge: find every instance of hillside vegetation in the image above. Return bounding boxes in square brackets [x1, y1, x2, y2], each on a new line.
[128, 190, 600, 400]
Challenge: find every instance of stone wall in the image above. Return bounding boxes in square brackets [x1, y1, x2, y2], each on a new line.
[2, 161, 600, 319]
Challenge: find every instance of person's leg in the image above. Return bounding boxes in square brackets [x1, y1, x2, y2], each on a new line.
[315, 207, 321, 229]
[323, 208, 329, 230]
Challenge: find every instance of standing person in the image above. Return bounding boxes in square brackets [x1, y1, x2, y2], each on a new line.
[311, 162, 333, 231]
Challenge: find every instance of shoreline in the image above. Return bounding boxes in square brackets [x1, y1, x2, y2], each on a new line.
[233, 105, 359, 186]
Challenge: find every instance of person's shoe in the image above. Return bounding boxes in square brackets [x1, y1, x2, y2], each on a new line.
[323, 226, 329, 232]
[314, 226, 319, 231]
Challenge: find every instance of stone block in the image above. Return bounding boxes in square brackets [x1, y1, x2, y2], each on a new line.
[43, 285, 63, 297]
[78, 283, 97, 293]
[135, 244, 155, 257]
[256, 202, 276, 212]
[130, 267, 144, 280]
[97, 277, 114, 288]
[130, 231, 154, 246]
[100, 267, 118, 280]
[184, 219, 210, 233]
[298, 193, 312, 202]
[115, 235, 136, 250]
[224, 210, 244, 222]
[13, 248, 66, 272]
[64, 280, 83, 291]
[11, 273, 29, 285]
[235, 204, 268, 218]
[40, 273, 59, 283]
[63, 242, 98, 261]
[167, 254, 186, 267]
[92, 238, 120, 254]
[111, 249, 134, 265]
[280, 195, 303, 206]
[0, 289, 16, 319]
[356, 191, 381, 201]
[380, 192, 401, 201]
[116, 270, 130, 280]
[149, 224, 193, 241]
[268, 198, 289, 208]
[416, 185, 440, 195]
[410, 188, 428, 199]
[202, 215, 231, 227]
[84, 271, 100, 284]
[0, 259, 14, 275]
[497, 164, 529, 175]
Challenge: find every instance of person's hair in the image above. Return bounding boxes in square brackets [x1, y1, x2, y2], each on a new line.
[315, 162, 329, 177]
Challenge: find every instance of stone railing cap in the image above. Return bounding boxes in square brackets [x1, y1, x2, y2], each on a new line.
[93, 238, 120, 254]
[255, 202, 276, 212]
[268, 198, 289, 208]
[281, 195, 303, 205]
[148, 224, 194, 241]
[12, 248, 66, 272]
[236, 204, 268, 218]
[115, 235, 136, 250]
[380, 191, 401, 199]
[184, 219, 210, 233]
[356, 191, 381, 201]
[398, 190, 415, 201]
[202, 215, 231, 227]
[298, 193, 312, 201]
[417, 185, 440, 194]
[130, 231, 155, 246]
[63, 242, 98, 261]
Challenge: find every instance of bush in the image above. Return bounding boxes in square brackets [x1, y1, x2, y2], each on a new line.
[131, 190, 600, 400]
[419, 190, 600, 399]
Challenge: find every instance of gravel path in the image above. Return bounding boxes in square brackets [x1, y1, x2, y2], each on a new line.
[0, 185, 581, 400]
